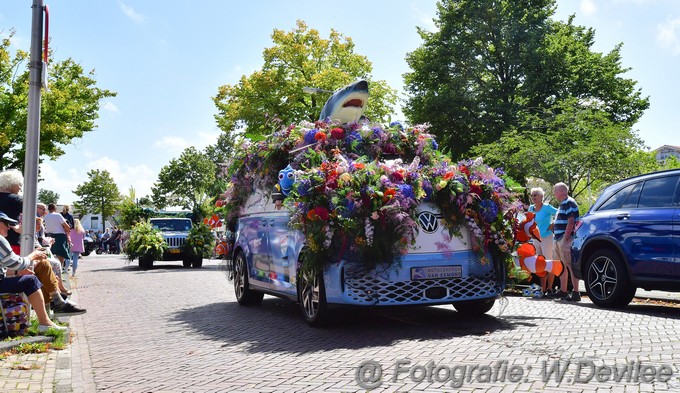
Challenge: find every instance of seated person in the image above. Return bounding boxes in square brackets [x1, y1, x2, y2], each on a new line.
[0, 212, 67, 331]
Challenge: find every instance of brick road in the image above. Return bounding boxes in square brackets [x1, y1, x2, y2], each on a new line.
[2, 253, 680, 392]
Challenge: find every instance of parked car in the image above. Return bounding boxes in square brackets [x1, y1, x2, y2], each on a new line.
[148, 218, 202, 268]
[571, 169, 680, 308]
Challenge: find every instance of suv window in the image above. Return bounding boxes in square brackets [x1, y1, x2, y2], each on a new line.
[637, 176, 680, 208]
[598, 183, 637, 211]
[150, 219, 192, 231]
[621, 182, 642, 208]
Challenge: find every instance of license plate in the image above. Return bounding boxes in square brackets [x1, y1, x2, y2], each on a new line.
[411, 266, 462, 280]
[169, 249, 181, 254]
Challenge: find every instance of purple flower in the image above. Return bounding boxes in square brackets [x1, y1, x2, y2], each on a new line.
[296, 179, 311, 197]
[346, 131, 363, 144]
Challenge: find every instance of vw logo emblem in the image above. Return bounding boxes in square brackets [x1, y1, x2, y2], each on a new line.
[418, 211, 438, 233]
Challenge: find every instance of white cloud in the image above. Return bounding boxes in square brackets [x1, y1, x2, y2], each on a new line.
[117, 1, 145, 24]
[38, 157, 157, 205]
[153, 132, 221, 154]
[657, 16, 680, 54]
[102, 101, 119, 113]
[580, 0, 598, 17]
[411, 4, 438, 33]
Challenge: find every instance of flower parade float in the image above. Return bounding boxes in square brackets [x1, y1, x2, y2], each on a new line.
[216, 80, 524, 325]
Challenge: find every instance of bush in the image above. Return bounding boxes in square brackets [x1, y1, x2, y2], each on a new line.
[184, 223, 214, 258]
[125, 221, 167, 261]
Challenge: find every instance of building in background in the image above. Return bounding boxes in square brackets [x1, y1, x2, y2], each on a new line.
[653, 145, 680, 164]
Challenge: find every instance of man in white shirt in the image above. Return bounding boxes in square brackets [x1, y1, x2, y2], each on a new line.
[43, 203, 71, 264]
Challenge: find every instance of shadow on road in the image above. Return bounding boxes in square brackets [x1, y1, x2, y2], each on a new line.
[169, 297, 546, 355]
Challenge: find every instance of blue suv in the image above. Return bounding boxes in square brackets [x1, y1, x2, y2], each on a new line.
[571, 169, 680, 308]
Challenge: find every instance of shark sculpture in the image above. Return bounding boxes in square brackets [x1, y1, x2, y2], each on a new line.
[318, 80, 368, 124]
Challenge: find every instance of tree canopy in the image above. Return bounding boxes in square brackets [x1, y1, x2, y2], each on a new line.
[0, 31, 116, 171]
[403, 0, 649, 164]
[37, 189, 59, 205]
[151, 146, 217, 216]
[213, 20, 398, 141]
[73, 170, 122, 226]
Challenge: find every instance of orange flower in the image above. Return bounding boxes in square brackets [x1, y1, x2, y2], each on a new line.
[315, 132, 327, 142]
[382, 188, 396, 203]
[353, 162, 365, 170]
[443, 172, 454, 180]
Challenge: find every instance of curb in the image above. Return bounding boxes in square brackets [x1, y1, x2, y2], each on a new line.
[0, 334, 55, 352]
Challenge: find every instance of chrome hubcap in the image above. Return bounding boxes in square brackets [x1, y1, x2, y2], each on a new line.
[301, 274, 319, 318]
[587, 256, 618, 301]
[234, 256, 245, 299]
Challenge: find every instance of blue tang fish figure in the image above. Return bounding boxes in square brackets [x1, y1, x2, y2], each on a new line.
[319, 80, 368, 124]
[277, 164, 295, 196]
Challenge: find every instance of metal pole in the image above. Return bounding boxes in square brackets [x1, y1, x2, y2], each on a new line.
[20, 0, 45, 255]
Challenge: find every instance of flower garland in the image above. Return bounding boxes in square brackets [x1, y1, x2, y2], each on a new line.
[217, 120, 522, 275]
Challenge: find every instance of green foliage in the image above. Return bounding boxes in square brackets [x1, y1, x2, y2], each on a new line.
[151, 147, 216, 213]
[73, 170, 122, 217]
[0, 31, 116, 171]
[37, 189, 59, 205]
[403, 0, 649, 163]
[118, 187, 154, 230]
[473, 98, 657, 199]
[212, 20, 398, 141]
[184, 223, 214, 258]
[125, 221, 167, 261]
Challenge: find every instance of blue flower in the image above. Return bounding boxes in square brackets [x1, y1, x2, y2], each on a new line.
[431, 139, 438, 150]
[296, 179, 311, 197]
[479, 199, 499, 223]
[304, 129, 318, 144]
[397, 184, 415, 200]
[346, 131, 363, 144]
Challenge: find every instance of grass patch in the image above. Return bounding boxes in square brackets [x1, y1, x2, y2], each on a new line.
[0, 318, 69, 360]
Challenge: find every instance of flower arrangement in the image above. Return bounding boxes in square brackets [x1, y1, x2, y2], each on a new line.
[217, 120, 522, 276]
[125, 221, 167, 262]
[184, 222, 215, 259]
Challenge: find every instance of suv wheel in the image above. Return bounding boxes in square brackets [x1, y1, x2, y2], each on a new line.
[192, 256, 203, 268]
[453, 298, 495, 316]
[298, 271, 329, 326]
[585, 249, 635, 308]
[233, 252, 263, 306]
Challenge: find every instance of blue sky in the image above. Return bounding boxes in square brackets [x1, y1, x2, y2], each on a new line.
[2, 0, 679, 205]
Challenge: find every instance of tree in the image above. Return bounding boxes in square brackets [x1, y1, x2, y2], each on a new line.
[73, 170, 121, 230]
[0, 30, 116, 171]
[213, 20, 398, 141]
[37, 189, 59, 205]
[473, 98, 657, 200]
[118, 187, 154, 230]
[403, 1, 649, 160]
[151, 147, 216, 218]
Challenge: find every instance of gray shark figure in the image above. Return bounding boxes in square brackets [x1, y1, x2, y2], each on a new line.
[318, 80, 368, 124]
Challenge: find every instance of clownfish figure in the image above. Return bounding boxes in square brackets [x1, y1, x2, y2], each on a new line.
[203, 214, 222, 229]
[214, 240, 229, 257]
[515, 212, 564, 278]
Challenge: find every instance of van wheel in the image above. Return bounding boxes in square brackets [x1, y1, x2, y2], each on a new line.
[453, 298, 495, 316]
[233, 252, 263, 306]
[299, 271, 329, 326]
[585, 249, 635, 308]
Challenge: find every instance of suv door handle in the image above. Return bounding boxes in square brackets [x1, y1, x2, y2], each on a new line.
[616, 213, 630, 220]
[261, 220, 269, 227]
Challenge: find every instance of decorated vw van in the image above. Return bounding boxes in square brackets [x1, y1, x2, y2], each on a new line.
[217, 81, 519, 325]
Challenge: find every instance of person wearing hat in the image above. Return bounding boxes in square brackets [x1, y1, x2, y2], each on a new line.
[0, 211, 67, 332]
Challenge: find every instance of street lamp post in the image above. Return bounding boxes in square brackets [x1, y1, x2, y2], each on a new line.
[20, 0, 45, 255]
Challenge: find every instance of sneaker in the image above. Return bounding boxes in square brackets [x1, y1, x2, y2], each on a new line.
[52, 302, 87, 316]
[546, 290, 568, 299]
[38, 323, 68, 332]
[564, 291, 582, 302]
